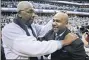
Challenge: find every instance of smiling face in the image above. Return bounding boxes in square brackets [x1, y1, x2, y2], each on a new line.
[52, 12, 68, 33]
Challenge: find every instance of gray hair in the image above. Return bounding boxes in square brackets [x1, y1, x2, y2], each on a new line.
[17, 1, 33, 12]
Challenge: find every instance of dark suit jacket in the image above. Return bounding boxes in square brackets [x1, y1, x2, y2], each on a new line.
[42, 28, 86, 60]
[1, 40, 6, 60]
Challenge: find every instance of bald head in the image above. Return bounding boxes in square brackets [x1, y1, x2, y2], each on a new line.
[52, 12, 69, 32]
[53, 12, 68, 24]
[16, 1, 36, 24]
[17, 1, 33, 12]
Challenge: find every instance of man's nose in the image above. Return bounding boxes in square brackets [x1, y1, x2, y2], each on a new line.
[32, 13, 38, 17]
[52, 22, 56, 26]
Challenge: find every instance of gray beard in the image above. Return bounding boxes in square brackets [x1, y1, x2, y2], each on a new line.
[25, 20, 33, 26]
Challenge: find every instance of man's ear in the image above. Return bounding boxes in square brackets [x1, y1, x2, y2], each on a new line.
[66, 25, 68, 27]
[65, 20, 68, 24]
[64, 21, 68, 26]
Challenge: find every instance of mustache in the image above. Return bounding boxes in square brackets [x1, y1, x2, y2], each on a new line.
[52, 25, 58, 28]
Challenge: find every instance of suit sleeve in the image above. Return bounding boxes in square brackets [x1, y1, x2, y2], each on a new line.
[2, 25, 62, 57]
[69, 38, 86, 60]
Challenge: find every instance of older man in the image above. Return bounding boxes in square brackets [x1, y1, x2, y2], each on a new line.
[2, 1, 78, 60]
[42, 12, 87, 60]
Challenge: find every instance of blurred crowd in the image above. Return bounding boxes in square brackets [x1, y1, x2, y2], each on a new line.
[1, 1, 89, 12]
[1, 14, 89, 32]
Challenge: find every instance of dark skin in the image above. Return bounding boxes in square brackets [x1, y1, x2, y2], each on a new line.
[18, 8, 36, 25]
[52, 12, 79, 46]
[52, 12, 68, 33]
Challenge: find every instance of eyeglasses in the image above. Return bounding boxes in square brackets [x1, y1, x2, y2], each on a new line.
[20, 8, 35, 14]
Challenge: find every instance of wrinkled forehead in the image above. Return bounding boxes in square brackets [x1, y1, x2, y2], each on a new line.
[17, 1, 34, 12]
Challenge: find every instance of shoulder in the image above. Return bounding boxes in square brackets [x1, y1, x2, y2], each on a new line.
[44, 29, 54, 38]
[32, 23, 44, 33]
[32, 23, 43, 29]
[2, 23, 24, 34]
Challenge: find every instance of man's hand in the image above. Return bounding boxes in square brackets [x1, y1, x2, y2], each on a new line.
[62, 33, 78, 46]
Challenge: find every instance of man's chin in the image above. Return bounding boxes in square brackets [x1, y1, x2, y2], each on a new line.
[26, 21, 33, 26]
[53, 29, 58, 33]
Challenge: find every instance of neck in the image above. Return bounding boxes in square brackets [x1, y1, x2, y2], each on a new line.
[56, 27, 66, 35]
[17, 16, 31, 26]
[21, 18, 27, 24]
